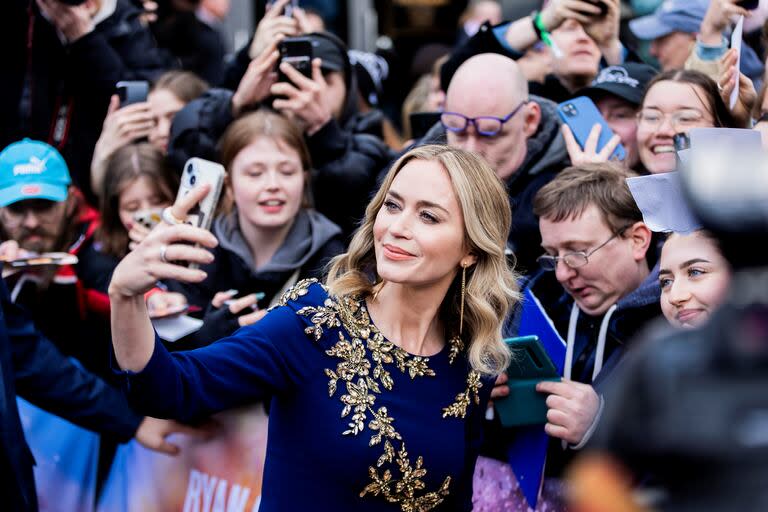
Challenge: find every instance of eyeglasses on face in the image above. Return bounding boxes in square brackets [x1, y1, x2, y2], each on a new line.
[537, 225, 632, 271]
[440, 100, 529, 137]
[637, 108, 712, 130]
[2, 199, 60, 226]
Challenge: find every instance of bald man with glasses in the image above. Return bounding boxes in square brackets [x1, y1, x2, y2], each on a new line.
[437, 53, 570, 273]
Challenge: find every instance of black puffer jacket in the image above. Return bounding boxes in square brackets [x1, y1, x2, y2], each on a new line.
[1, 0, 174, 204]
[149, 1, 225, 85]
[168, 32, 396, 238]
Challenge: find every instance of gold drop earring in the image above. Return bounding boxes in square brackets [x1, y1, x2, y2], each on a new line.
[448, 263, 467, 364]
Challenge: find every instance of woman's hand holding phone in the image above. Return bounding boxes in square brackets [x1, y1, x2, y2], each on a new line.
[562, 123, 623, 166]
[91, 95, 155, 192]
[109, 185, 219, 299]
[539, 0, 606, 31]
[701, 0, 753, 45]
[583, 0, 622, 64]
[271, 58, 333, 135]
[232, 38, 281, 116]
[249, 0, 301, 59]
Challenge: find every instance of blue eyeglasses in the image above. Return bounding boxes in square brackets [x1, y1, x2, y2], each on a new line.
[440, 100, 529, 137]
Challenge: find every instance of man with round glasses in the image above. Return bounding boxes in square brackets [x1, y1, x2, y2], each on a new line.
[439, 53, 569, 272]
[491, 163, 660, 487]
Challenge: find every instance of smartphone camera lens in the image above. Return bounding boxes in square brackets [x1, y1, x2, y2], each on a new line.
[186, 163, 196, 186]
[564, 104, 578, 117]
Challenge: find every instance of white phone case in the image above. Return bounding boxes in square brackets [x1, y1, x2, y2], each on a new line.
[176, 158, 225, 232]
[176, 158, 225, 269]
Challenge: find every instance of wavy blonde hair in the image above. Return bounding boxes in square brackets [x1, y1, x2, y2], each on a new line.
[326, 145, 519, 376]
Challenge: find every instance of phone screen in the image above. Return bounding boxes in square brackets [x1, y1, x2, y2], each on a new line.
[737, 0, 759, 10]
[278, 37, 313, 83]
[115, 81, 149, 108]
[578, 0, 607, 16]
[266, 0, 299, 17]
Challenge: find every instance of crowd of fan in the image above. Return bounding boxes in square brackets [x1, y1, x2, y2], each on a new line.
[0, 0, 764, 509]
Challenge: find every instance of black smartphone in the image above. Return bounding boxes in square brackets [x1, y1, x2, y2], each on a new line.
[673, 132, 690, 153]
[277, 37, 313, 85]
[578, 0, 608, 17]
[737, 0, 760, 10]
[267, 0, 299, 17]
[409, 112, 441, 140]
[115, 81, 149, 108]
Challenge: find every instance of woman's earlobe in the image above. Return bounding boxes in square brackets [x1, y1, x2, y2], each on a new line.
[461, 255, 478, 268]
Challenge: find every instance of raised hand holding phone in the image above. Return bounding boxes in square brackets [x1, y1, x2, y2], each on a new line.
[558, 96, 626, 162]
[108, 184, 219, 299]
[232, 39, 281, 116]
[539, 0, 607, 30]
[700, 0, 753, 46]
[249, 0, 301, 59]
[562, 123, 623, 165]
[582, 0, 623, 63]
[90, 92, 154, 192]
[271, 57, 333, 135]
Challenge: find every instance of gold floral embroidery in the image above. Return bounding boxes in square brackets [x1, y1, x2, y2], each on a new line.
[298, 299, 342, 341]
[447, 335, 464, 365]
[269, 278, 319, 310]
[361, 441, 452, 512]
[442, 369, 482, 419]
[288, 283, 482, 511]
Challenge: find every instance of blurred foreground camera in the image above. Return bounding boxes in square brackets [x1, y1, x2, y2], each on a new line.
[590, 142, 768, 512]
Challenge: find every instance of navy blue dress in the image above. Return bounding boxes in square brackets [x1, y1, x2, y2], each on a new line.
[125, 279, 493, 511]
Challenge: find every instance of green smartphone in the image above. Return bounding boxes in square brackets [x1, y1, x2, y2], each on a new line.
[495, 335, 561, 427]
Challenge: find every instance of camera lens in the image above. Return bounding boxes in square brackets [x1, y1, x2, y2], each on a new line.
[190, 174, 197, 186]
[186, 163, 193, 174]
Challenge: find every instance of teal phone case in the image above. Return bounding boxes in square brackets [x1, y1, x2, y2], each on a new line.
[495, 336, 561, 427]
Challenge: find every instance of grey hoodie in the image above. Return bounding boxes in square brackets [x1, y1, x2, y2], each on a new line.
[213, 208, 342, 276]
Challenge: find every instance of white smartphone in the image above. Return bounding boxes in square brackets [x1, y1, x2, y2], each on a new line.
[175, 158, 225, 268]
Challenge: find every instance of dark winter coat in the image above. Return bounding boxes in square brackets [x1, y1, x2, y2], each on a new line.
[0, 278, 141, 511]
[1, 0, 174, 203]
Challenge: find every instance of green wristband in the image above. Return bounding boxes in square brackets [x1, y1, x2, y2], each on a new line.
[533, 12, 554, 49]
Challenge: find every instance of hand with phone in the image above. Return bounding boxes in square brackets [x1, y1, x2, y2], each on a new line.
[700, 0, 753, 46]
[536, 379, 601, 446]
[558, 96, 626, 163]
[232, 39, 281, 116]
[271, 58, 334, 135]
[108, 185, 218, 299]
[562, 123, 623, 165]
[128, 209, 163, 251]
[146, 291, 189, 319]
[91, 93, 154, 193]
[0, 240, 34, 278]
[581, 0, 622, 64]
[538, 0, 608, 33]
[249, 0, 311, 59]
